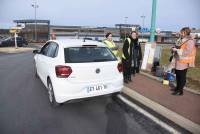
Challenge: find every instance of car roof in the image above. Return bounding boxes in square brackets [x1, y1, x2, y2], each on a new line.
[47, 39, 106, 48]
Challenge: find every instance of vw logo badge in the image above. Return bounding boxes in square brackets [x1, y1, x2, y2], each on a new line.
[96, 68, 100, 74]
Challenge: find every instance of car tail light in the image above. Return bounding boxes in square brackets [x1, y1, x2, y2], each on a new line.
[117, 63, 123, 73]
[55, 65, 72, 78]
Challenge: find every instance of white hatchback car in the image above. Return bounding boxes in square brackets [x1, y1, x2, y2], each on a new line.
[33, 39, 123, 106]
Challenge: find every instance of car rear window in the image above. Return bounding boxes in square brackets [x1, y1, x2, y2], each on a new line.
[64, 47, 117, 63]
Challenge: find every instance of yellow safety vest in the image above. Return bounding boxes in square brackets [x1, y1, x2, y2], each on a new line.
[122, 38, 131, 60]
[103, 40, 118, 57]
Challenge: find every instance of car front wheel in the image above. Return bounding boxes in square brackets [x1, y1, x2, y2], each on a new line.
[34, 62, 39, 78]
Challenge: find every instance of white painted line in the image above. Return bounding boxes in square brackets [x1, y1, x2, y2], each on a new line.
[117, 94, 181, 134]
[122, 86, 200, 134]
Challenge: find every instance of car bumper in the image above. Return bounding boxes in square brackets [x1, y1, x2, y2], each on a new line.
[52, 78, 123, 103]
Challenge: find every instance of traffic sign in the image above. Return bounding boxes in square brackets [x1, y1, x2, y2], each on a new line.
[9, 29, 17, 33]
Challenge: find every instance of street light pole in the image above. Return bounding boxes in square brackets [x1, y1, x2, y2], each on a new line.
[150, 0, 157, 42]
[124, 16, 128, 39]
[141, 15, 145, 42]
[31, 1, 39, 42]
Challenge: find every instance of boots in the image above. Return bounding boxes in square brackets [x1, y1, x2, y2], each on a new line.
[124, 76, 128, 84]
[128, 75, 132, 82]
[172, 90, 183, 96]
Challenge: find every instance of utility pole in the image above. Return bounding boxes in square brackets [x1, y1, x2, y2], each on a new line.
[124, 16, 128, 39]
[31, 1, 39, 42]
[150, 0, 157, 42]
[141, 15, 145, 42]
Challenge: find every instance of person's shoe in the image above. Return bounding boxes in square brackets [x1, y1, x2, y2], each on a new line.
[171, 91, 179, 95]
[172, 91, 183, 96]
[176, 91, 183, 96]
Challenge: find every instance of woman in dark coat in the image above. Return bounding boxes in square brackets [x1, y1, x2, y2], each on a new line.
[122, 31, 142, 83]
[131, 31, 142, 75]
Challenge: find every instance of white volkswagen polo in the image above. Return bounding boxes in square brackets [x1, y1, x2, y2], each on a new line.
[33, 39, 123, 106]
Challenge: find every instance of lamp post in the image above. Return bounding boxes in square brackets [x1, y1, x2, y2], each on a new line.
[124, 16, 128, 39]
[150, 0, 157, 42]
[141, 15, 145, 42]
[31, 1, 39, 42]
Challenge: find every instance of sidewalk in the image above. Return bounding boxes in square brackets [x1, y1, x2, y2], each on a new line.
[123, 73, 200, 132]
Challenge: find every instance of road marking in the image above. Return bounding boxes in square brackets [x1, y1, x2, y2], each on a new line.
[117, 94, 181, 134]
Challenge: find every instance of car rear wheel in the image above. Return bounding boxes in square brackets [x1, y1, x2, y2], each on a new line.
[47, 79, 60, 107]
[111, 92, 120, 101]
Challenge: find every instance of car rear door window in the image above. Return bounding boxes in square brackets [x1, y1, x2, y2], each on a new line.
[40, 43, 50, 56]
[64, 47, 117, 63]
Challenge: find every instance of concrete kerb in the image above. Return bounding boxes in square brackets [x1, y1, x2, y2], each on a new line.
[0, 47, 34, 53]
[140, 71, 200, 95]
[122, 86, 200, 134]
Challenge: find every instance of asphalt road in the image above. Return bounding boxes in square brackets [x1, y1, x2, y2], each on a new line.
[0, 52, 170, 134]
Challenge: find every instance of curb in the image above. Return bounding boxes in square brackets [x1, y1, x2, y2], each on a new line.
[140, 71, 200, 95]
[122, 86, 200, 134]
[0, 47, 34, 54]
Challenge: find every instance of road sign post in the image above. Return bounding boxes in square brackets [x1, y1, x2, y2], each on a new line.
[14, 32, 18, 49]
[10, 27, 23, 49]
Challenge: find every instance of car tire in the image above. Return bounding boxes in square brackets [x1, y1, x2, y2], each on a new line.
[34, 64, 39, 78]
[47, 79, 60, 107]
[111, 92, 120, 101]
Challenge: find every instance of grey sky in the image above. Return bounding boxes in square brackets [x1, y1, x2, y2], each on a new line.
[0, 0, 200, 31]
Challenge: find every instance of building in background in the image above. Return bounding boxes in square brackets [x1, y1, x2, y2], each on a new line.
[50, 25, 120, 42]
[13, 19, 50, 42]
[1, 19, 198, 44]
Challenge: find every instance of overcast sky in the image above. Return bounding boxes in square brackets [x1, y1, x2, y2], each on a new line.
[0, 0, 200, 31]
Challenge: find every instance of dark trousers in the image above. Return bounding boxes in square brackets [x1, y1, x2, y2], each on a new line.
[175, 69, 187, 92]
[122, 59, 131, 80]
[131, 60, 141, 74]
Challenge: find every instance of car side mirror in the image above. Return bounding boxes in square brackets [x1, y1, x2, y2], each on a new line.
[33, 49, 40, 54]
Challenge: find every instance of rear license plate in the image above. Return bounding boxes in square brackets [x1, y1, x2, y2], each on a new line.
[86, 85, 107, 93]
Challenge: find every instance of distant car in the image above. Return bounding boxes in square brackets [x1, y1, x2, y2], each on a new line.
[0, 36, 28, 47]
[33, 39, 123, 106]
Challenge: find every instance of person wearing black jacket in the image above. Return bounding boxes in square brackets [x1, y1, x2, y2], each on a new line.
[122, 33, 133, 83]
[131, 31, 142, 75]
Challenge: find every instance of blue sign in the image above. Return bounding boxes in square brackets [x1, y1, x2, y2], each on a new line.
[140, 28, 150, 32]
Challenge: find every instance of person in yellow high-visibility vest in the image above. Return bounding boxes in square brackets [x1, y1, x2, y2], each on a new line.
[171, 27, 197, 96]
[122, 32, 133, 83]
[103, 32, 119, 59]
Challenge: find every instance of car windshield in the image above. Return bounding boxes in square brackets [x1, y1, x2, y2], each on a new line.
[64, 46, 117, 63]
